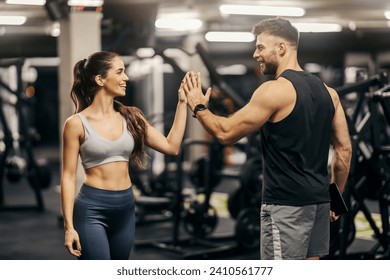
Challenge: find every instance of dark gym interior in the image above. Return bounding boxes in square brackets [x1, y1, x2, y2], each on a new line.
[1, 0, 390, 261]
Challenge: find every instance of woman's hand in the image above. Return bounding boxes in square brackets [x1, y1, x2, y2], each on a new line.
[178, 74, 188, 104]
[64, 228, 82, 257]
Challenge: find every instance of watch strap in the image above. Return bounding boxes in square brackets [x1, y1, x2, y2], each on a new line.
[192, 104, 207, 118]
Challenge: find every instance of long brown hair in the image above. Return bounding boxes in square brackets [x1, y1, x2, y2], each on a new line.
[70, 51, 147, 168]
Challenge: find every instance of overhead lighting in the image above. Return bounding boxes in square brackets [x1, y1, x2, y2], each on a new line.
[6, 0, 45, 5]
[293, 23, 342, 33]
[385, 11, 390, 20]
[217, 64, 247, 75]
[0, 16, 27, 25]
[67, 0, 104, 7]
[220, 4, 305, 17]
[155, 18, 202, 31]
[205, 31, 255, 42]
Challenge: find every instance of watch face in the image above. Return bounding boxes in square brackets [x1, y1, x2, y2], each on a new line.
[193, 104, 207, 118]
[195, 104, 206, 110]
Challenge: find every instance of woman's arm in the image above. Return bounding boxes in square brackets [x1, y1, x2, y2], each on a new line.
[145, 79, 188, 155]
[60, 115, 83, 257]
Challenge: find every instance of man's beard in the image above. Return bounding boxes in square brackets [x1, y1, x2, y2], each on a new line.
[262, 60, 278, 76]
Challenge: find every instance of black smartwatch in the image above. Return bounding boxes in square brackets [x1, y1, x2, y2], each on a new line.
[192, 104, 207, 118]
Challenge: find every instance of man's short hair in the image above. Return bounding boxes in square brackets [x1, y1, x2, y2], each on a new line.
[252, 17, 299, 47]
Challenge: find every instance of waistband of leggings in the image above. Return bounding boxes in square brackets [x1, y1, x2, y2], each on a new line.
[78, 183, 133, 201]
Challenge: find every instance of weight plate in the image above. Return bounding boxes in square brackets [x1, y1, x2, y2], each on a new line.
[183, 202, 218, 238]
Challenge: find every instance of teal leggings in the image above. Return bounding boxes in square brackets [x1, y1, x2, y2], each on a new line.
[73, 184, 135, 260]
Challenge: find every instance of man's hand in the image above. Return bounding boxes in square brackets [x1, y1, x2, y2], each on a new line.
[330, 211, 339, 222]
[182, 71, 212, 111]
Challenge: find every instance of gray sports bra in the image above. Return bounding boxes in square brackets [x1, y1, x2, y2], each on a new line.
[77, 113, 135, 169]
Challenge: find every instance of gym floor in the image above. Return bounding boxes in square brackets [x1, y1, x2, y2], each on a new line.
[0, 144, 385, 260]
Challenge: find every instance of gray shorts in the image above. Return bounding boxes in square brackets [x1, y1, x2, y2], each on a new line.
[260, 203, 330, 260]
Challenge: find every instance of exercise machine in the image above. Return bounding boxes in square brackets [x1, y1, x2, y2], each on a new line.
[0, 60, 51, 212]
[327, 72, 390, 259]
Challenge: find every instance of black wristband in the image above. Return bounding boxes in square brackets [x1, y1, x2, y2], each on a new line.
[192, 104, 207, 118]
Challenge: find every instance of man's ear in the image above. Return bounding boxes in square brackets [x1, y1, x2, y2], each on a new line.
[95, 75, 104, 86]
[278, 42, 287, 56]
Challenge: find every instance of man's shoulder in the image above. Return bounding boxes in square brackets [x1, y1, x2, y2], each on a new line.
[256, 77, 295, 96]
[252, 79, 295, 111]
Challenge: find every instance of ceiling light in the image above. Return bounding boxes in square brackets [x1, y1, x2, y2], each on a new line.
[155, 18, 202, 31]
[217, 64, 247, 75]
[220, 5, 305, 17]
[0, 16, 27, 25]
[385, 11, 390, 20]
[205, 31, 255, 42]
[6, 0, 45, 5]
[67, 0, 104, 7]
[293, 23, 342, 33]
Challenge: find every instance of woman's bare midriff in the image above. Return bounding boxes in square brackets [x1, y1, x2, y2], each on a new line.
[84, 161, 132, 190]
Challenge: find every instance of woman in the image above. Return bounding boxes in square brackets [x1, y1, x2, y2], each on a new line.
[61, 51, 188, 260]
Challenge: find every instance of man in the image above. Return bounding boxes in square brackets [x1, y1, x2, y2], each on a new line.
[182, 17, 352, 260]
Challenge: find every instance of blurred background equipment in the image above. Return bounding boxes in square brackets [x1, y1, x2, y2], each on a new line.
[0, 59, 52, 212]
[325, 72, 390, 260]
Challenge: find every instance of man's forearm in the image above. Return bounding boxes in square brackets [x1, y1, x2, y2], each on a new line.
[331, 149, 352, 193]
[196, 109, 233, 145]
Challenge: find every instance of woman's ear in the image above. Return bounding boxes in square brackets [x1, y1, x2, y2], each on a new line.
[95, 75, 104, 86]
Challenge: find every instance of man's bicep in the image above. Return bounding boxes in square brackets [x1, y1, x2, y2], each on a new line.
[214, 84, 276, 144]
[233, 91, 273, 127]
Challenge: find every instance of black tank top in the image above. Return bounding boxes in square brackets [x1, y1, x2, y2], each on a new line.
[260, 70, 335, 206]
